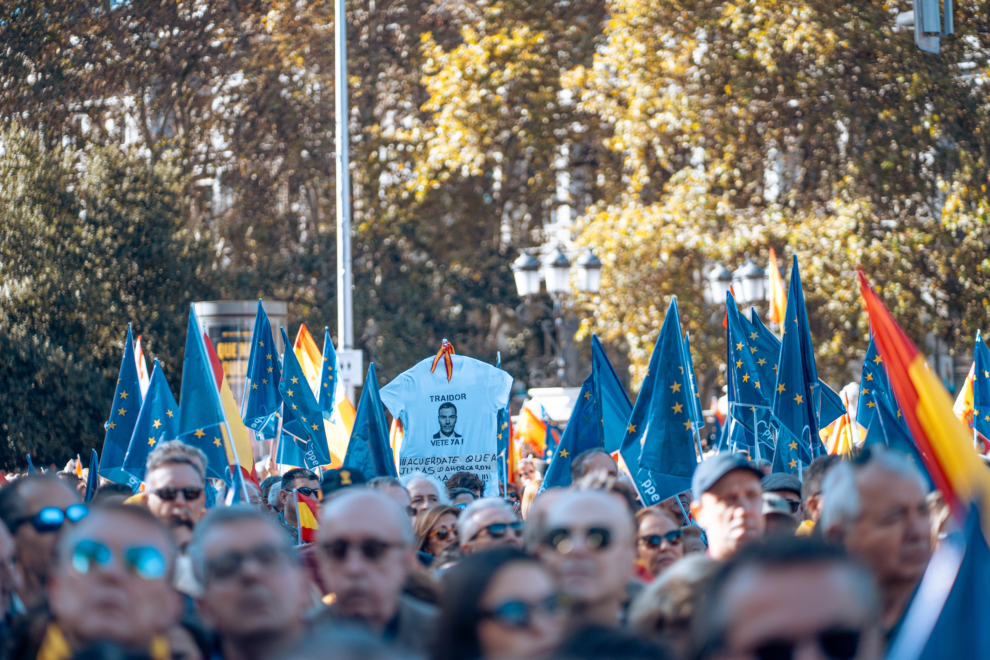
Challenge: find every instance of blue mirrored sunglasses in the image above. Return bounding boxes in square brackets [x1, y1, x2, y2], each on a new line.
[71, 539, 168, 580]
[12, 504, 89, 534]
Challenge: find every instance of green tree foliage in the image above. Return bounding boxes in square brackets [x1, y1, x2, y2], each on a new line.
[0, 131, 214, 467]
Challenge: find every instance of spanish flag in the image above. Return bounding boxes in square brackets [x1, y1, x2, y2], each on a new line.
[513, 406, 548, 458]
[821, 389, 857, 456]
[858, 272, 990, 524]
[294, 324, 324, 395]
[767, 247, 787, 325]
[954, 363, 976, 430]
[295, 490, 320, 545]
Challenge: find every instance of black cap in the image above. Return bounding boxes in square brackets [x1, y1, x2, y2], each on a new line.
[762, 472, 802, 495]
[691, 453, 764, 500]
[321, 468, 367, 497]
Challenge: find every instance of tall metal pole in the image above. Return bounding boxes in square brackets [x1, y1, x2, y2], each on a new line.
[335, 0, 355, 399]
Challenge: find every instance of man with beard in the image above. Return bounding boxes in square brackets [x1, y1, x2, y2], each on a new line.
[140, 441, 209, 596]
[191, 505, 311, 660]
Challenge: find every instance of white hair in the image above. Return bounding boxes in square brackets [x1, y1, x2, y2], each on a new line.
[267, 482, 282, 507]
[399, 472, 450, 505]
[457, 497, 516, 544]
[820, 447, 929, 532]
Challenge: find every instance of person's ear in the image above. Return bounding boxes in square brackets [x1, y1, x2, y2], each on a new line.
[823, 522, 844, 546]
[689, 500, 703, 526]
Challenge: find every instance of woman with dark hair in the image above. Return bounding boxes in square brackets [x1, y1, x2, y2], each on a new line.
[415, 505, 461, 559]
[434, 547, 566, 660]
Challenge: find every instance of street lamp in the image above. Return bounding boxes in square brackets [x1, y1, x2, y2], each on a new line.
[543, 247, 572, 295]
[576, 248, 602, 293]
[512, 252, 542, 297]
[733, 260, 766, 304]
[708, 263, 734, 303]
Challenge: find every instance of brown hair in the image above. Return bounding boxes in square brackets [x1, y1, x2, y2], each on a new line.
[414, 505, 461, 553]
[635, 505, 681, 529]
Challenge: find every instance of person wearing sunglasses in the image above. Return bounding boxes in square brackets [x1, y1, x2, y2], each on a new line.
[414, 505, 461, 560]
[276, 468, 320, 545]
[435, 547, 566, 660]
[141, 441, 209, 549]
[191, 505, 311, 660]
[634, 507, 684, 580]
[312, 489, 439, 656]
[762, 473, 804, 518]
[692, 536, 883, 660]
[458, 499, 523, 556]
[40, 504, 181, 659]
[0, 474, 83, 610]
[536, 490, 636, 628]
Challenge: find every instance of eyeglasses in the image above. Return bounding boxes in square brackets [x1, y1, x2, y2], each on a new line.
[430, 526, 458, 541]
[544, 527, 611, 553]
[472, 521, 523, 541]
[206, 544, 293, 581]
[294, 487, 320, 499]
[748, 628, 861, 660]
[10, 504, 89, 534]
[481, 594, 570, 629]
[152, 487, 203, 502]
[639, 529, 682, 548]
[320, 538, 402, 563]
[71, 539, 167, 580]
[783, 499, 802, 514]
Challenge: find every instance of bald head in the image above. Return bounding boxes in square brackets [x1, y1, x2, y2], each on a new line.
[319, 489, 415, 545]
[545, 490, 636, 543]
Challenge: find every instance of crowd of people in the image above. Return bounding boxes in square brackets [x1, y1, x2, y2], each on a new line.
[0, 438, 942, 660]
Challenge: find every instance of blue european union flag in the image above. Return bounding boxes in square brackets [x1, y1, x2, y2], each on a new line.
[771, 420, 814, 475]
[634, 298, 699, 496]
[864, 387, 933, 489]
[84, 449, 99, 503]
[727, 293, 771, 409]
[682, 333, 705, 429]
[887, 506, 990, 659]
[99, 324, 144, 484]
[973, 330, 990, 440]
[177, 305, 233, 482]
[242, 300, 282, 435]
[748, 310, 844, 430]
[123, 360, 180, 482]
[592, 335, 632, 454]
[343, 363, 397, 479]
[276, 427, 311, 469]
[543, 374, 603, 488]
[857, 335, 893, 432]
[771, 257, 825, 459]
[317, 327, 338, 416]
[279, 327, 333, 467]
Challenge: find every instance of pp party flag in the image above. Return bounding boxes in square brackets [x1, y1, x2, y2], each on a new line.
[591, 335, 633, 454]
[99, 324, 144, 484]
[203, 330, 257, 484]
[177, 305, 235, 483]
[242, 300, 282, 435]
[634, 298, 699, 498]
[135, 335, 151, 399]
[857, 335, 894, 436]
[954, 363, 976, 432]
[294, 324, 323, 395]
[886, 506, 990, 660]
[771, 257, 825, 459]
[123, 359, 180, 482]
[857, 271, 990, 523]
[279, 328, 333, 468]
[543, 374, 604, 488]
[972, 330, 990, 442]
[84, 449, 99, 503]
[295, 490, 320, 544]
[767, 247, 787, 325]
[863, 385, 933, 490]
[343, 363, 398, 479]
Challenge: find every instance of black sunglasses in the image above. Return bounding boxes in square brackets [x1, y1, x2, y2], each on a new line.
[639, 529, 682, 548]
[481, 594, 570, 628]
[751, 628, 861, 660]
[321, 538, 401, 562]
[294, 487, 320, 499]
[152, 487, 203, 502]
[206, 543, 293, 581]
[473, 521, 523, 541]
[544, 527, 611, 553]
[10, 504, 89, 534]
[784, 500, 801, 514]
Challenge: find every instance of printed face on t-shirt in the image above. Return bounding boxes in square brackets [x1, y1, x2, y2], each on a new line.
[438, 403, 458, 437]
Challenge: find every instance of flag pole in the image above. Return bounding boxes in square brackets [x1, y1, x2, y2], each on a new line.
[752, 407, 762, 462]
[271, 403, 285, 476]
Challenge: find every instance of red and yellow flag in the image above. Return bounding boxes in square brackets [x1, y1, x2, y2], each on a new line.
[858, 271, 990, 523]
[513, 406, 548, 458]
[204, 333, 258, 484]
[767, 247, 787, 325]
[294, 324, 323, 395]
[821, 389, 857, 456]
[954, 363, 976, 430]
[295, 490, 320, 544]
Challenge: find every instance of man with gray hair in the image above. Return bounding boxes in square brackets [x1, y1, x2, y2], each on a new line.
[141, 440, 209, 549]
[190, 505, 311, 660]
[820, 447, 931, 641]
[457, 497, 523, 555]
[312, 489, 438, 655]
